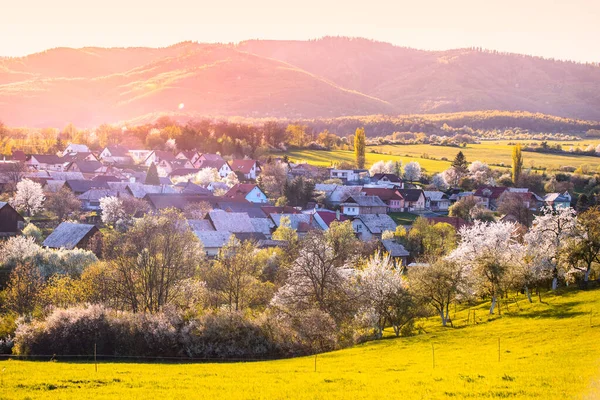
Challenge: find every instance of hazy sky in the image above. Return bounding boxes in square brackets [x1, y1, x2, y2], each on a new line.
[3, 0, 599, 62]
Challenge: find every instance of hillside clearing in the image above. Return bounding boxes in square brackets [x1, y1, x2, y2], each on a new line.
[2, 289, 599, 399]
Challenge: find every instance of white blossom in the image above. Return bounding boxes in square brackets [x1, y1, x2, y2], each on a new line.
[403, 161, 422, 182]
[11, 179, 45, 216]
[100, 196, 125, 225]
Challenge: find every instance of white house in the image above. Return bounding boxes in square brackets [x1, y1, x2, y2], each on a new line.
[62, 143, 90, 156]
[99, 145, 133, 165]
[225, 184, 268, 204]
[329, 168, 370, 183]
[176, 151, 202, 165]
[230, 159, 260, 180]
[196, 159, 233, 178]
[351, 214, 397, 241]
[156, 159, 194, 177]
[143, 150, 177, 167]
[424, 191, 451, 211]
[128, 150, 153, 164]
[27, 155, 64, 171]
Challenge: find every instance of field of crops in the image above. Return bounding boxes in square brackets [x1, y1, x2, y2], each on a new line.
[2, 288, 599, 399]
[286, 140, 600, 174]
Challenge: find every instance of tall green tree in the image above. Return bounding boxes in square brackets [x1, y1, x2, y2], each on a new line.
[512, 144, 523, 185]
[145, 163, 160, 185]
[451, 151, 468, 174]
[354, 127, 366, 169]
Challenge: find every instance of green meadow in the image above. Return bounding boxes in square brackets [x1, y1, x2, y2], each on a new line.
[286, 140, 600, 174]
[2, 288, 599, 399]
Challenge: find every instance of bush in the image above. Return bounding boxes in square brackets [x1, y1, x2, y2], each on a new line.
[12, 306, 307, 359]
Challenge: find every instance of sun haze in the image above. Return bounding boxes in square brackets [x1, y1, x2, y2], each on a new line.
[2, 0, 600, 62]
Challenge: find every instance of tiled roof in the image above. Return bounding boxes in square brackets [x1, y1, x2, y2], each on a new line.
[343, 195, 387, 207]
[29, 154, 63, 164]
[473, 186, 509, 199]
[194, 231, 232, 248]
[381, 240, 410, 257]
[354, 214, 397, 234]
[208, 210, 256, 233]
[230, 159, 257, 174]
[361, 188, 404, 202]
[396, 189, 425, 202]
[225, 184, 259, 200]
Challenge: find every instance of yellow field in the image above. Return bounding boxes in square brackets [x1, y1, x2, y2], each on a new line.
[1, 288, 599, 399]
[286, 140, 600, 174]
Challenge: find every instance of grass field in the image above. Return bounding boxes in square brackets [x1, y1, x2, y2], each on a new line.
[286, 140, 600, 174]
[1, 289, 600, 399]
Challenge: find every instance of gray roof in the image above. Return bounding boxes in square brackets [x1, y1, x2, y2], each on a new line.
[45, 180, 66, 192]
[381, 240, 410, 257]
[187, 219, 215, 232]
[43, 222, 97, 249]
[328, 185, 363, 203]
[354, 214, 397, 234]
[48, 171, 85, 181]
[194, 231, 232, 248]
[250, 218, 274, 235]
[343, 195, 386, 207]
[78, 189, 118, 202]
[270, 213, 319, 231]
[544, 192, 570, 203]
[208, 210, 256, 233]
[423, 191, 449, 201]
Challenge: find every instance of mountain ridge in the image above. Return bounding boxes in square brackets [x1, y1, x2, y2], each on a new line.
[1, 37, 599, 128]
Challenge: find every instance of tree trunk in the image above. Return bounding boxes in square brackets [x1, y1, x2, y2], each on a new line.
[585, 268, 591, 282]
[525, 286, 533, 303]
[440, 310, 447, 326]
[551, 277, 558, 291]
[489, 295, 497, 315]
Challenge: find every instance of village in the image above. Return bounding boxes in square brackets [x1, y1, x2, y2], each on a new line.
[0, 142, 572, 265]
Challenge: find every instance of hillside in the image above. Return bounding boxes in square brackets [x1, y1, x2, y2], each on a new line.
[1, 288, 599, 399]
[1, 37, 600, 127]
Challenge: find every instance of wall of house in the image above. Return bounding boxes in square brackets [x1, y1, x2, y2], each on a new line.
[0, 207, 21, 234]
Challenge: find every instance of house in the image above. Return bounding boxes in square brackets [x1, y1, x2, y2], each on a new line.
[143, 193, 216, 212]
[0, 202, 25, 236]
[156, 159, 194, 177]
[341, 195, 388, 216]
[269, 213, 320, 237]
[225, 184, 268, 204]
[396, 189, 427, 211]
[175, 181, 212, 195]
[194, 159, 232, 178]
[79, 189, 119, 211]
[197, 153, 225, 163]
[472, 186, 509, 210]
[326, 185, 364, 206]
[99, 145, 133, 165]
[424, 191, 451, 211]
[311, 209, 349, 230]
[128, 149, 153, 164]
[230, 160, 260, 180]
[169, 168, 200, 179]
[27, 155, 64, 171]
[371, 173, 403, 187]
[361, 188, 404, 211]
[62, 152, 99, 163]
[143, 150, 177, 166]
[544, 191, 572, 209]
[43, 222, 100, 250]
[288, 163, 324, 179]
[194, 231, 232, 257]
[176, 151, 202, 165]
[65, 160, 106, 177]
[62, 143, 90, 156]
[351, 214, 397, 241]
[329, 168, 370, 183]
[381, 239, 409, 268]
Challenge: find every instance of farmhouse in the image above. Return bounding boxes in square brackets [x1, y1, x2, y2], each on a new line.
[351, 214, 397, 241]
[341, 195, 388, 216]
[230, 159, 260, 180]
[43, 222, 99, 250]
[225, 184, 268, 204]
[0, 202, 25, 236]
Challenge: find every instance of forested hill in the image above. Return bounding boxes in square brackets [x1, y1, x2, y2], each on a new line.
[1, 37, 600, 128]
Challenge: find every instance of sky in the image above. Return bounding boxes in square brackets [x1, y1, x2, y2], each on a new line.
[2, 0, 600, 62]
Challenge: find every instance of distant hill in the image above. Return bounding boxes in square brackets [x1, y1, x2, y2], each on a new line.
[1, 37, 600, 128]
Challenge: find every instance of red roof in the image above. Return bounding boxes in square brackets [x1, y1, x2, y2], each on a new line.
[230, 159, 257, 174]
[225, 183, 259, 200]
[473, 186, 509, 199]
[316, 211, 349, 227]
[361, 188, 404, 202]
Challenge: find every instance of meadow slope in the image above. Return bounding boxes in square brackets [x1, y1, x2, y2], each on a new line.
[1, 289, 599, 399]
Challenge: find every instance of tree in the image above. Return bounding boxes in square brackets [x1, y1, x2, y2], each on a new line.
[450, 221, 524, 314]
[410, 258, 465, 326]
[497, 192, 533, 227]
[403, 161, 422, 182]
[271, 232, 354, 324]
[404, 218, 457, 259]
[3, 261, 44, 314]
[205, 238, 271, 311]
[283, 176, 314, 207]
[443, 167, 461, 188]
[145, 163, 160, 185]
[45, 187, 81, 222]
[4, 162, 27, 185]
[468, 161, 492, 184]
[11, 179, 45, 216]
[448, 197, 478, 222]
[99, 196, 125, 226]
[563, 207, 600, 283]
[369, 160, 394, 176]
[104, 209, 204, 313]
[358, 252, 418, 337]
[524, 207, 577, 290]
[431, 173, 448, 190]
[192, 168, 221, 186]
[258, 162, 288, 199]
[451, 151, 468, 175]
[354, 127, 366, 169]
[512, 144, 523, 185]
